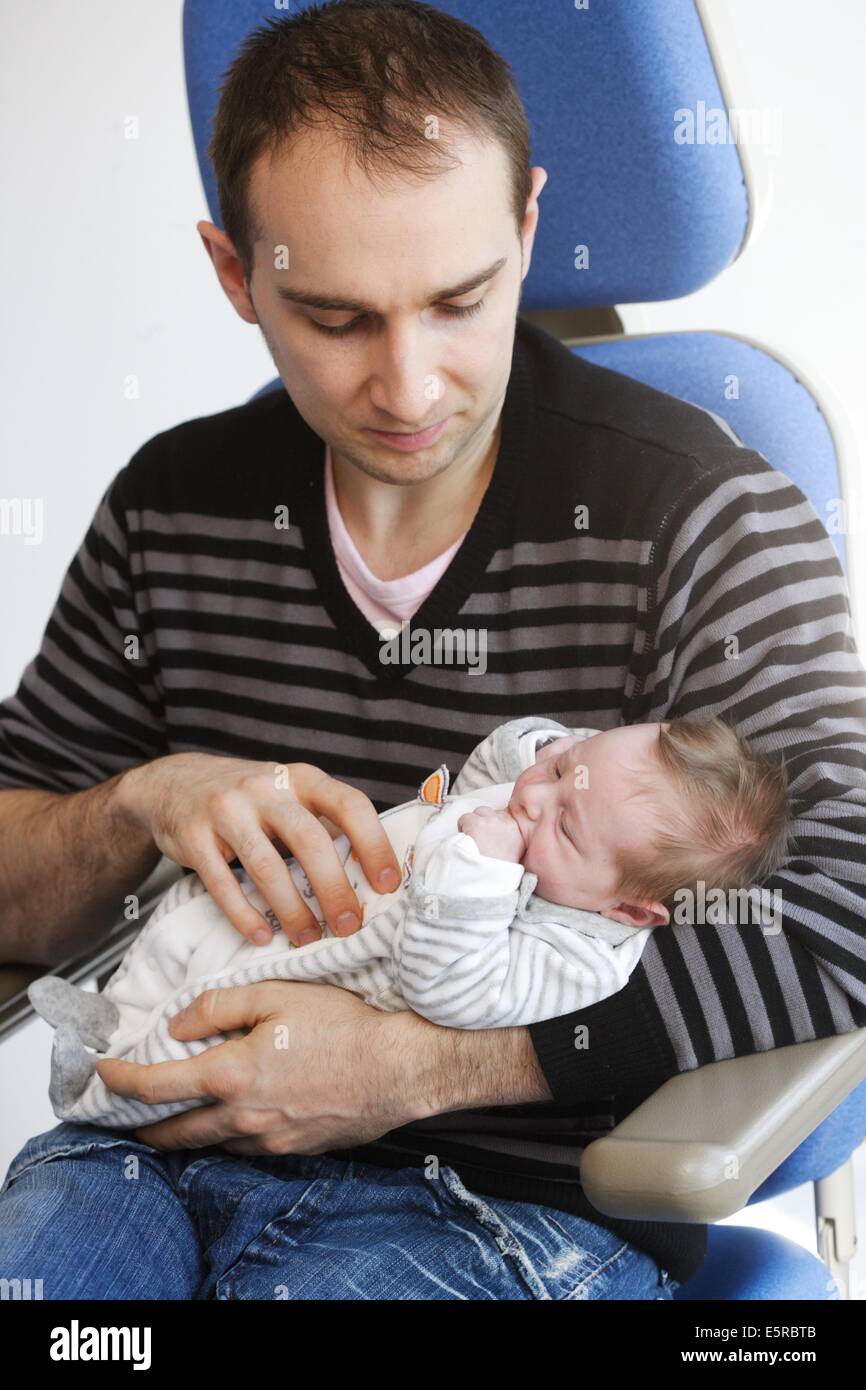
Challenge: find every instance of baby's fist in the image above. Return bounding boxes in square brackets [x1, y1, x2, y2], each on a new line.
[458, 806, 524, 862]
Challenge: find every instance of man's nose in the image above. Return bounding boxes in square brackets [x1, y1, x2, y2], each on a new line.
[368, 324, 441, 422]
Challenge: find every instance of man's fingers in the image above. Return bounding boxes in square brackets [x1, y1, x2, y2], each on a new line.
[220, 1129, 303, 1157]
[135, 1108, 293, 1153]
[96, 1051, 216, 1105]
[97, 1030, 257, 1108]
[132, 1100, 232, 1151]
[177, 763, 403, 946]
[168, 984, 280, 1040]
[219, 1135, 266, 1156]
[318, 814, 343, 839]
[293, 765, 402, 898]
[217, 811, 325, 945]
[193, 840, 295, 945]
[261, 801, 371, 937]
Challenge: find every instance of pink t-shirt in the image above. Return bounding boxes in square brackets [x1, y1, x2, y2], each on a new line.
[324, 443, 467, 630]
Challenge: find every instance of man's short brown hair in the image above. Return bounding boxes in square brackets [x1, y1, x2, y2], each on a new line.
[207, 0, 533, 283]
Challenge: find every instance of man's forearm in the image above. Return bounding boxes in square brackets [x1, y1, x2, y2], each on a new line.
[392, 1010, 553, 1119]
[0, 773, 161, 966]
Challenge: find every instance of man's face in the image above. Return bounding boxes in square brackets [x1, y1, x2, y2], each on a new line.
[204, 125, 545, 487]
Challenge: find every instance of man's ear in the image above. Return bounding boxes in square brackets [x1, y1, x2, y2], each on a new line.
[603, 900, 670, 929]
[196, 219, 258, 326]
[519, 166, 549, 284]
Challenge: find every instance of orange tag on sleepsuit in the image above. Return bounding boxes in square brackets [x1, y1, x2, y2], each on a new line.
[417, 764, 450, 805]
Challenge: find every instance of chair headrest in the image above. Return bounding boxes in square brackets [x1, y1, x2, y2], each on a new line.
[183, 0, 748, 309]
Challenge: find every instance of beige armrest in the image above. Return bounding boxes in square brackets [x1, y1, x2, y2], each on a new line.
[580, 1028, 866, 1223]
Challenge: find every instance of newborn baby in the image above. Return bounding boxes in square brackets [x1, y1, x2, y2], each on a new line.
[29, 713, 790, 1129]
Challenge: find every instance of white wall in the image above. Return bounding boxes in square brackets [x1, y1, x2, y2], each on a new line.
[624, 0, 866, 649]
[2, 0, 865, 1286]
[0, 0, 277, 695]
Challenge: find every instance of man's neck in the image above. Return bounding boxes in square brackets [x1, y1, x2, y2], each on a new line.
[330, 414, 503, 582]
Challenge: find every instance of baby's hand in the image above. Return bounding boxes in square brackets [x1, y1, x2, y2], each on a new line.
[458, 806, 524, 863]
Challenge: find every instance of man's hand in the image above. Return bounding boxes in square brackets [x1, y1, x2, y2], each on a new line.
[95, 981, 552, 1154]
[458, 805, 524, 862]
[116, 754, 401, 947]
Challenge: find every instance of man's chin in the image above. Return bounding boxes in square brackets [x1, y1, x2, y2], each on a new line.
[348, 442, 455, 486]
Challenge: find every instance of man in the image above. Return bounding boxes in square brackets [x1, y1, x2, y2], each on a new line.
[1, 0, 864, 1300]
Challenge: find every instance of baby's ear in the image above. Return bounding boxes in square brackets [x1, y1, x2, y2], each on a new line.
[605, 901, 669, 929]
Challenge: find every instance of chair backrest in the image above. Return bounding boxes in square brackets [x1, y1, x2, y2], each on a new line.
[184, 0, 748, 308]
[572, 334, 847, 577]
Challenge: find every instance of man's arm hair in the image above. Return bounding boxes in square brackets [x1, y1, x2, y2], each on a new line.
[0, 466, 172, 967]
[392, 1008, 553, 1116]
[0, 773, 161, 967]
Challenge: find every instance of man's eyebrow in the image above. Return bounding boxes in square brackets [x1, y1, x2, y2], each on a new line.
[274, 256, 508, 313]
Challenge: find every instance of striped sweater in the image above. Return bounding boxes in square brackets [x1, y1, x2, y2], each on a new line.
[3, 316, 866, 1284]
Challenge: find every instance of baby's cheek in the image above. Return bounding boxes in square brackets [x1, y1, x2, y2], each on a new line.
[524, 838, 550, 887]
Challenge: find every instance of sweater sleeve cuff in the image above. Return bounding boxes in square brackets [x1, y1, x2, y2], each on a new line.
[527, 969, 678, 1103]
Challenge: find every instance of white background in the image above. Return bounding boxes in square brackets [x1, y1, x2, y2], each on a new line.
[1, 0, 865, 1293]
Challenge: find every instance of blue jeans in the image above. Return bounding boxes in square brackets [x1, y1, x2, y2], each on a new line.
[0, 1122, 681, 1300]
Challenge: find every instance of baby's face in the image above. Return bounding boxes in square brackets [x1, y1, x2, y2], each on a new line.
[506, 724, 671, 923]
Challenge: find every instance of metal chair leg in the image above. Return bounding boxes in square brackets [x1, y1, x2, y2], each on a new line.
[815, 1155, 859, 1299]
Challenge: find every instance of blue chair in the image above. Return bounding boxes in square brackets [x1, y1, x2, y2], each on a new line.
[179, 0, 866, 1299]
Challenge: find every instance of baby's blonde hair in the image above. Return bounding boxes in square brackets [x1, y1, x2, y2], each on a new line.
[612, 716, 792, 914]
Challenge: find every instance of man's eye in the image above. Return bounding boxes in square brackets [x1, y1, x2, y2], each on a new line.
[309, 298, 486, 338]
[553, 761, 562, 779]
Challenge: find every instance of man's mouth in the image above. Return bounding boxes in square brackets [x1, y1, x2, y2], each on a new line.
[367, 417, 450, 452]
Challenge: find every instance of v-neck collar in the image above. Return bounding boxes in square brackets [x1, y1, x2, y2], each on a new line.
[283, 323, 534, 684]
[324, 445, 467, 611]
